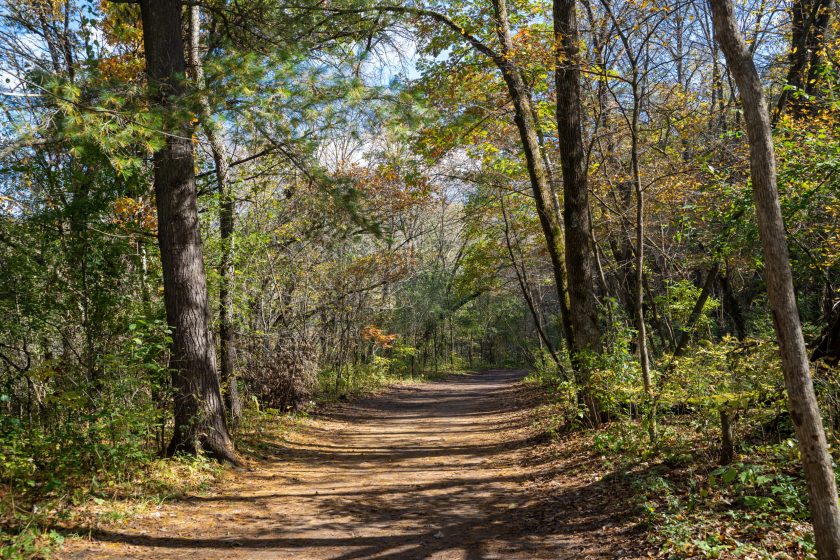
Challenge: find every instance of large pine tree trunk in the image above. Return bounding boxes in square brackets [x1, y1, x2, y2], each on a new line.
[139, 0, 237, 462]
[710, 1, 840, 556]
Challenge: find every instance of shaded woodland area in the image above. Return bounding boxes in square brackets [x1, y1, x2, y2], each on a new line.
[2, 0, 840, 556]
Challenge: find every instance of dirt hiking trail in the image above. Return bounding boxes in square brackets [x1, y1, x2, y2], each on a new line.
[62, 369, 644, 559]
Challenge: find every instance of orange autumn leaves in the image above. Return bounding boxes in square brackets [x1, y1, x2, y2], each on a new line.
[334, 163, 432, 214]
[112, 196, 157, 234]
[361, 326, 398, 349]
[98, 0, 145, 83]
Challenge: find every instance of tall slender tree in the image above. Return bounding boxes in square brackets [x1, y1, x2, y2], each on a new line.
[709, 0, 840, 556]
[188, 6, 242, 429]
[488, 0, 576, 352]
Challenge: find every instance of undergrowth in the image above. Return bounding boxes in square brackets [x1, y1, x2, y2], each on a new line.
[0, 452, 224, 559]
[525, 328, 836, 560]
[617, 423, 817, 559]
[1, 359, 473, 559]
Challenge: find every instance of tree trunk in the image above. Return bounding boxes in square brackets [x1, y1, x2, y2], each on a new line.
[719, 409, 735, 465]
[812, 303, 840, 366]
[411, 1, 575, 354]
[188, 6, 242, 430]
[139, 0, 237, 463]
[710, 1, 840, 556]
[720, 265, 747, 340]
[632, 103, 652, 401]
[500, 195, 563, 368]
[775, 0, 834, 120]
[554, 0, 601, 419]
[489, 0, 575, 355]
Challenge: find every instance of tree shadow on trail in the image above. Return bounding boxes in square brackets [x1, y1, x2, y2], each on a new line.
[58, 369, 647, 560]
[64, 472, 640, 559]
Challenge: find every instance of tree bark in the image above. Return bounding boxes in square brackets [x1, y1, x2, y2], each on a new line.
[553, 0, 601, 419]
[553, 0, 600, 353]
[188, 6, 242, 429]
[775, 0, 834, 120]
[710, 1, 840, 556]
[139, 0, 237, 462]
[490, 0, 579, 362]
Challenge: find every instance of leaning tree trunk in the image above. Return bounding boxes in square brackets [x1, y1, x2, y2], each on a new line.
[139, 0, 237, 462]
[554, 0, 602, 420]
[188, 6, 242, 429]
[500, 65, 576, 354]
[710, 0, 840, 556]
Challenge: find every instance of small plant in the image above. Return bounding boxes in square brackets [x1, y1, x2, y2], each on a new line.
[0, 528, 64, 560]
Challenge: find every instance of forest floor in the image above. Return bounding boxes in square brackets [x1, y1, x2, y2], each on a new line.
[58, 369, 648, 559]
